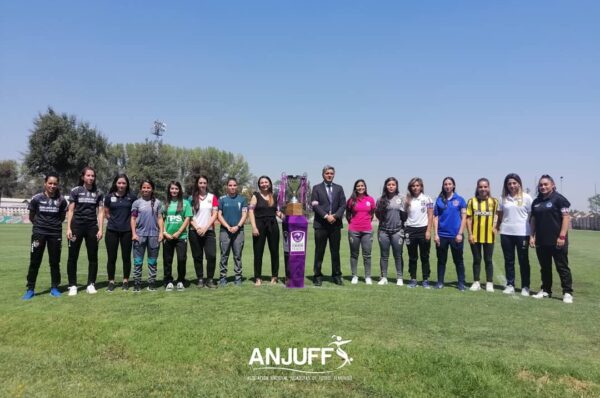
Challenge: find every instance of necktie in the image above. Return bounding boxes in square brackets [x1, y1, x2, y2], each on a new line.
[326, 184, 333, 212]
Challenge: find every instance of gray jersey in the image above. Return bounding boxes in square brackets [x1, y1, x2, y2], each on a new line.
[132, 198, 163, 237]
[377, 194, 406, 233]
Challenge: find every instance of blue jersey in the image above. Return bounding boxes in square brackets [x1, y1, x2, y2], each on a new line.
[434, 193, 467, 238]
[218, 194, 248, 229]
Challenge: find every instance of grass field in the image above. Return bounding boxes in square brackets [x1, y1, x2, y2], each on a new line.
[1, 224, 599, 397]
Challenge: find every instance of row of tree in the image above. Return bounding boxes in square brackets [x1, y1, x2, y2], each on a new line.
[1, 108, 253, 201]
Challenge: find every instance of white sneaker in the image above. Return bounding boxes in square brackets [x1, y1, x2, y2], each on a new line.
[396, 278, 404, 286]
[532, 290, 549, 299]
[521, 287, 530, 297]
[563, 293, 573, 304]
[86, 284, 97, 294]
[486, 282, 494, 293]
[503, 285, 515, 294]
[378, 277, 388, 285]
[365, 277, 373, 285]
[469, 281, 481, 291]
[351, 276, 359, 285]
[176, 282, 185, 291]
[68, 285, 78, 296]
[165, 282, 174, 291]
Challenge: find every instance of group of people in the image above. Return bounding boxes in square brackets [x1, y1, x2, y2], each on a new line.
[23, 165, 575, 304]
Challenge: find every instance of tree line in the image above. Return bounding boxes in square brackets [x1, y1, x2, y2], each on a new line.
[0, 108, 253, 201]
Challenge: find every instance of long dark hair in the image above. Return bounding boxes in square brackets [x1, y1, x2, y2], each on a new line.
[536, 174, 556, 199]
[502, 173, 523, 199]
[166, 180, 184, 214]
[376, 177, 399, 217]
[44, 173, 61, 198]
[346, 179, 368, 222]
[139, 178, 158, 216]
[78, 166, 97, 191]
[438, 177, 456, 205]
[256, 175, 274, 206]
[192, 175, 210, 212]
[109, 173, 130, 195]
[474, 178, 490, 199]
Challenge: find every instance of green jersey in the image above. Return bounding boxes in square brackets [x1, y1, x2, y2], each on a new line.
[163, 199, 193, 239]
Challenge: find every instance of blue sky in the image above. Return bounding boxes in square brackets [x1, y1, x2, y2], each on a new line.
[1, 1, 599, 209]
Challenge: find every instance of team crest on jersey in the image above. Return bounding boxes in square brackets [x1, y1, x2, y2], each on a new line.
[366, 201, 371, 207]
[396, 198, 402, 204]
[546, 202, 553, 208]
[452, 200, 459, 206]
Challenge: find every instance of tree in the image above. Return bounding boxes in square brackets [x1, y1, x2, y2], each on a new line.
[124, 141, 178, 197]
[589, 194, 600, 214]
[186, 147, 252, 197]
[24, 108, 110, 191]
[0, 160, 18, 203]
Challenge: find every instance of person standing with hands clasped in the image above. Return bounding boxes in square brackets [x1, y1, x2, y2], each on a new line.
[311, 165, 346, 286]
[162, 181, 192, 291]
[346, 179, 376, 285]
[530, 175, 574, 304]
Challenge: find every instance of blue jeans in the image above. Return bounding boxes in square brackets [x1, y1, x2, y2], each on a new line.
[436, 236, 465, 286]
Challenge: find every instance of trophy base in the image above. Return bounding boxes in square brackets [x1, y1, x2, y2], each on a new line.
[285, 202, 304, 216]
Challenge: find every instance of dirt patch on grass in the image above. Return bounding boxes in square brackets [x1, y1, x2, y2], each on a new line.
[559, 376, 594, 393]
[518, 370, 597, 394]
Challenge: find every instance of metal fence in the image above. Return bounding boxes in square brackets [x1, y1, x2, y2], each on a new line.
[571, 215, 600, 231]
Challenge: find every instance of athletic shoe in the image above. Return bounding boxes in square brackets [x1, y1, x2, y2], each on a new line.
[176, 282, 185, 291]
[378, 277, 388, 285]
[68, 285, 78, 296]
[165, 282, 174, 292]
[133, 282, 141, 292]
[351, 276, 359, 285]
[486, 282, 494, 293]
[22, 290, 35, 300]
[563, 293, 573, 304]
[435, 282, 444, 289]
[122, 281, 129, 291]
[147, 282, 157, 292]
[521, 287, 530, 297]
[365, 277, 373, 285]
[458, 283, 466, 292]
[422, 280, 431, 289]
[396, 278, 404, 286]
[107, 282, 115, 293]
[206, 279, 217, 289]
[408, 279, 418, 288]
[234, 279, 242, 286]
[469, 281, 481, 291]
[219, 278, 227, 287]
[86, 284, 97, 294]
[50, 287, 61, 297]
[503, 285, 515, 295]
[197, 279, 205, 288]
[532, 290, 550, 299]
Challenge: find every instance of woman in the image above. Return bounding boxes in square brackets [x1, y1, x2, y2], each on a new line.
[404, 178, 433, 289]
[131, 179, 164, 292]
[466, 178, 498, 293]
[248, 176, 282, 286]
[375, 177, 407, 286]
[104, 174, 137, 292]
[346, 179, 375, 285]
[22, 174, 68, 300]
[189, 175, 219, 288]
[496, 173, 532, 296]
[530, 175, 573, 303]
[433, 177, 467, 290]
[162, 181, 192, 291]
[66, 166, 104, 296]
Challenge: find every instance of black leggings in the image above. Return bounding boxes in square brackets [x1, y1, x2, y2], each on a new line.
[27, 234, 62, 289]
[105, 229, 132, 280]
[163, 238, 188, 283]
[253, 217, 280, 278]
[189, 229, 217, 280]
[67, 224, 99, 286]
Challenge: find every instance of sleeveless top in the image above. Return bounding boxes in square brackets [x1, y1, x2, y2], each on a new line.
[253, 192, 276, 219]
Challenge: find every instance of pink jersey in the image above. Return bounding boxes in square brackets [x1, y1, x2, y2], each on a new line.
[347, 195, 375, 232]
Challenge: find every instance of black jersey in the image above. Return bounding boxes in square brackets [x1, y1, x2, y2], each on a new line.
[104, 192, 137, 232]
[28, 192, 67, 237]
[531, 191, 570, 246]
[69, 186, 104, 226]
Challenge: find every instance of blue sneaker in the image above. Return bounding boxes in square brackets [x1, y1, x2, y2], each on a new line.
[458, 283, 466, 292]
[408, 279, 418, 288]
[435, 282, 444, 289]
[50, 287, 61, 297]
[422, 280, 431, 289]
[22, 290, 35, 300]
[219, 278, 227, 287]
[234, 278, 242, 286]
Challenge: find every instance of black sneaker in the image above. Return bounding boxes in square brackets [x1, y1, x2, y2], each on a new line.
[107, 281, 116, 292]
[147, 282, 157, 292]
[197, 278, 205, 288]
[206, 279, 217, 289]
[122, 281, 129, 291]
[133, 282, 141, 292]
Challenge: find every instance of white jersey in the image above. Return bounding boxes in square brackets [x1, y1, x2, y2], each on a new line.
[192, 193, 218, 231]
[498, 193, 532, 236]
[405, 193, 433, 228]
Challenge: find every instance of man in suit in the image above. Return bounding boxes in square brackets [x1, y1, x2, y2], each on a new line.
[310, 165, 346, 285]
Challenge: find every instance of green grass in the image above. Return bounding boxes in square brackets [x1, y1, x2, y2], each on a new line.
[1, 224, 599, 397]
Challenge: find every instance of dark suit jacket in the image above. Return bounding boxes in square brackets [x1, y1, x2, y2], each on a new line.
[311, 181, 346, 229]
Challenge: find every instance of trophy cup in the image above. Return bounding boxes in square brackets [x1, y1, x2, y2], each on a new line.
[281, 174, 307, 216]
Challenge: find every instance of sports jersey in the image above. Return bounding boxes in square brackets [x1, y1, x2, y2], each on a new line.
[498, 193, 533, 236]
[190, 194, 219, 230]
[376, 194, 406, 233]
[218, 194, 248, 229]
[347, 195, 375, 232]
[104, 192, 137, 232]
[467, 197, 498, 243]
[28, 192, 67, 237]
[405, 193, 433, 228]
[163, 199, 193, 239]
[531, 191, 570, 246]
[131, 197, 163, 237]
[69, 186, 103, 225]
[434, 193, 467, 238]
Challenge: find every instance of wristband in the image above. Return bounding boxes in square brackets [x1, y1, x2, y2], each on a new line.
[559, 235, 566, 240]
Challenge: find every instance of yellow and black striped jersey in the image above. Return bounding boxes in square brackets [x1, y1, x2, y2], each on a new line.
[467, 197, 498, 243]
